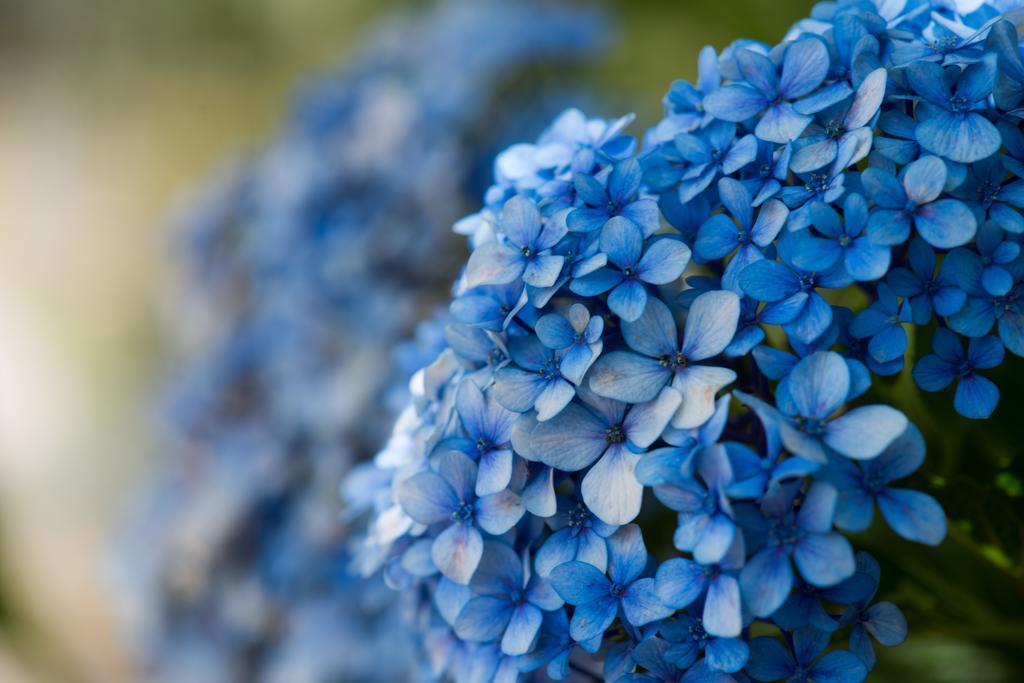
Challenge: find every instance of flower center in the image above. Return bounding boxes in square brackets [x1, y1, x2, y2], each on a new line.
[948, 95, 970, 113]
[537, 356, 562, 380]
[805, 172, 831, 194]
[659, 351, 688, 370]
[794, 415, 826, 436]
[452, 502, 474, 524]
[824, 120, 844, 138]
[605, 424, 627, 444]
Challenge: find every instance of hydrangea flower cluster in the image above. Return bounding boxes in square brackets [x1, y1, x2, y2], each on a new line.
[351, 1, 1024, 681]
[112, 2, 604, 681]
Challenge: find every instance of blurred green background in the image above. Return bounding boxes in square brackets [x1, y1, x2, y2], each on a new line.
[0, 0, 1021, 681]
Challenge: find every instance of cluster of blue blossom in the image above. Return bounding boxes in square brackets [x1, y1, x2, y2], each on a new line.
[113, 3, 603, 682]
[351, 1, 1024, 681]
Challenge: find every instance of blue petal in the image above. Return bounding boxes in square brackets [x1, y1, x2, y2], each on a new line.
[808, 649, 868, 683]
[501, 603, 543, 655]
[455, 596, 513, 642]
[582, 445, 645, 525]
[704, 84, 767, 122]
[912, 355, 957, 391]
[493, 367, 544, 413]
[531, 402, 607, 471]
[681, 290, 741, 360]
[569, 596, 618, 642]
[756, 102, 813, 143]
[465, 242, 525, 288]
[915, 110, 1002, 164]
[549, 561, 611, 605]
[523, 253, 565, 288]
[967, 335, 1004, 369]
[865, 601, 908, 646]
[501, 196, 543, 247]
[476, 490, 525, 535]
[793, 532, 855, 587]
[609, 280, 649, 322]
[534, 379, 576, 421]
[745, 637, 795, 681]
[741, 547, 794, 617]
[705, 637, 749, 673]
[824, 405, 907, 460]
[638, 237, 691, 285]
[476, 448, 514, 497]
[780, 38, 830, 99]
[606, 524, 649, 585]
[655, 557, 707, 609]
[433, 523, 484, 584]
[398, 471, 457, 524]
[704, 574, 743, 638]
[589, 351, 671, 404]
[954, 374, 1000, 419]
[878, 488, 947, 545]
[696, 214, 741, 260]
[998, 310, 1024, 356]
[844, 238, 890, 281]
[621, 577, 673, 627]
[622, 295, 680, 357]
[739, 260, 801, 301]
[601, 216, 644, 269]
[914, 199, 977, 249]
[797, 482, 838, 534]
[902, 155, 946, 205]
[787, 351, 849, 420]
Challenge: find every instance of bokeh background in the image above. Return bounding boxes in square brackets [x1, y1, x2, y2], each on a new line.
[0, 1, 1022, 681]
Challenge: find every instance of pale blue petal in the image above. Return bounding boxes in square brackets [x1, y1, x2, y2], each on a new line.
[824, 405, 907, 459]
[794, 532, 855, 587]
[878, 488, 947, 546]
[433, 523, 485, 584]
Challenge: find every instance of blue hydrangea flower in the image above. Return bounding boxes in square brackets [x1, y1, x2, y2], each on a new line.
[438, 380, 519, 496]
[912, 327, 1005, 419]
[660, 611, 749, 673]
[549, 525, 672, 641]
[747, 352, 907, 463]
[823, 423, 948, 545]
[790, 67, 887, 173]
[848, 283, 911, 365]
[739, 482, 856, 618]
[655, 539, 744, 638]
[534, 495, 619, 577]
[465, 195, 568, 288]
[862, 155, 978, 248]
[589, 292, 740, 429]
[695, 177, 789, 292]
[397, 451, 524, 583]
[885, 237, 966, 325]
[453, 541, 563, 655]
[535, 303, 604, 384]
[530, 384, 681, 524]
[671, 120, 758, 202]
[567, 159, 660, 234]
[570, 216, 691, 321]
[705, 38, 843, 144]
[493, 334, 578, 420]
[795, 193, 890, 282]
[908, 55, 1002, 163]
[746, 627, 867, 683]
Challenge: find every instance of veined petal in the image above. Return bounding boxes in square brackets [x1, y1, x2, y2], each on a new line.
[433, 523, 485, 585]
[582, 445, 645, 526]
[878, 488, 947, 545]
[793, 532, 855, 587]
[672, 365, 737, 430]
[824, 405, 907, 460]
[681, 290, 741, 360]
[465, 242, 525, 288]
[589, 351, 672, 404]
